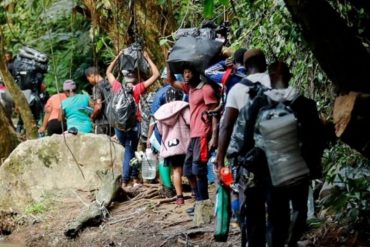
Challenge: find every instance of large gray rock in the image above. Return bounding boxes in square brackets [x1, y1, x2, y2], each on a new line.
[0, 134, 123, 211]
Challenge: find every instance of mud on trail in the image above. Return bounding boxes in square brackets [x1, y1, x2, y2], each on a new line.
[2, 184, 241, 247]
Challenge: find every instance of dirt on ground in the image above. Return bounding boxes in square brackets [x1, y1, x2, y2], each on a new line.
[2, 184, 240, 247]
[2, 183, 370, 247]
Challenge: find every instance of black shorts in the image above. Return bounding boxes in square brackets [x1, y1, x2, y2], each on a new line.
[164, 155, 185, 167]
[183, 137, 209, 177]
[47, 119, 64, 135]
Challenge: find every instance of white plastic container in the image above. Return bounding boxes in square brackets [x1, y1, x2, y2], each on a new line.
[141, 148, 157, 180]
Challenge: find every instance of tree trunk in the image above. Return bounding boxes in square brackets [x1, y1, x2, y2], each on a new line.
[0, 104, 19, 163]
[333, 92, 370, 159]
[64, 172, 122, 238]
[283, 0, 370, 94]
[0, 28, 37, 139]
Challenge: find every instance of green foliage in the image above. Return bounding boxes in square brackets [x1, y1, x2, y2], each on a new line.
[25, 201, 47, 215]
[321, 143, 370, 231]
[1, 0, 113, 94]
[24, 192, 55, 215]
[203, 0, 215, 18]
[0, 6, 6, 25]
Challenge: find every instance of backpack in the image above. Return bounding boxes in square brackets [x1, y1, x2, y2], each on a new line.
[254, 101, 310, 187]
[94, 80, 112, 123]
[227, 79, 270, 158]
[105, 85, 137, 131]
[233, 85, 323, 186]
[229, 80, 308, 185]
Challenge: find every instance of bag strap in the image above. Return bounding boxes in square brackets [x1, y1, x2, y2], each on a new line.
[221, 67, 233, 87]
[238, 78, 255, 87]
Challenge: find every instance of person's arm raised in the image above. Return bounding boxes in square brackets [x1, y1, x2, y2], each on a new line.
[106, 50, 123, 86]
[166, 62, 184, 91]
[142, 51, 160, 89]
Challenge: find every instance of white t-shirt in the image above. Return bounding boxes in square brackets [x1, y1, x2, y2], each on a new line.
[225, 73, 271, 111]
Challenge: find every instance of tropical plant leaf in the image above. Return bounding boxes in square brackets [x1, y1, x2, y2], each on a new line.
[203, 0, 214, 18]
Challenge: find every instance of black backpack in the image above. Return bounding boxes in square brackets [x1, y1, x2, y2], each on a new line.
[95, 80, 112, 122]
[105, 85, 137, 131]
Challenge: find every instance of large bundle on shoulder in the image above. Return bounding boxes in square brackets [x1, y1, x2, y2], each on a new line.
[167, 27, 224, 74]
[105, 85, 137, 131]
[13, 47, 48, 92]
[117, 42, 150, 80]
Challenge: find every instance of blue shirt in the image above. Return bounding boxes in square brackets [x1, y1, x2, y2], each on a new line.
[205, 60, 247, 95]
[151, 84, 171, 116]
[62, 94, 93, 134]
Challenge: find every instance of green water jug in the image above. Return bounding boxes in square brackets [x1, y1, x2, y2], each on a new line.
[158, 159, 173, 188]
[214, 184, 231, 242]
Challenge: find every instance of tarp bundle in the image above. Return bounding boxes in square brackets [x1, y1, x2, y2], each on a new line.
[119, 42, 150, 79]
[167, 28, 223, 74]
[13, 47, 48, 91]
[105, 86, 137, 131]
[174, 28, 216, 40]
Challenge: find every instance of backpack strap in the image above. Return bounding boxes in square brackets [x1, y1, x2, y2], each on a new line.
[238, 79, 265, 100]
[238, 78, 255, 87]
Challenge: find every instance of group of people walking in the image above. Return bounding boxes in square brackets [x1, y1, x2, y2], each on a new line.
[3, 40, 325, 247]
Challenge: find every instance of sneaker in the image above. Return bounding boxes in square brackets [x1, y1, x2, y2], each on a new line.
[186, 206, 195, 216]
[175, 197, 184, 205]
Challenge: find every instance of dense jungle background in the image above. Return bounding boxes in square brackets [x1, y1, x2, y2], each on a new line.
[0, 0, 370, 246]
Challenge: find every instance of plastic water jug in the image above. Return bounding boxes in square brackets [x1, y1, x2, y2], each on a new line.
[141, 148, 157, 180]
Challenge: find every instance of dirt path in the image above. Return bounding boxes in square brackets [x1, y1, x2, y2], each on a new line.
[4, 184, 241, 247]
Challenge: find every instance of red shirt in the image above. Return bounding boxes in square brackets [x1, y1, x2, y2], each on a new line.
[112, 80, 146, 121]
[181, 83, 218, 138]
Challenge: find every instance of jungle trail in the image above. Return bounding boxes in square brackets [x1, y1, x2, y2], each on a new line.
[0, 0, 370, 247]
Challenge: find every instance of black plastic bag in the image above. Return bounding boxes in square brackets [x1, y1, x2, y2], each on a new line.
[119, 42, 150, 79]
[167, 36, 223, 74]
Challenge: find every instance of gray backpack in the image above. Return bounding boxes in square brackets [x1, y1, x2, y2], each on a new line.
[254, 103, 309, 187]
